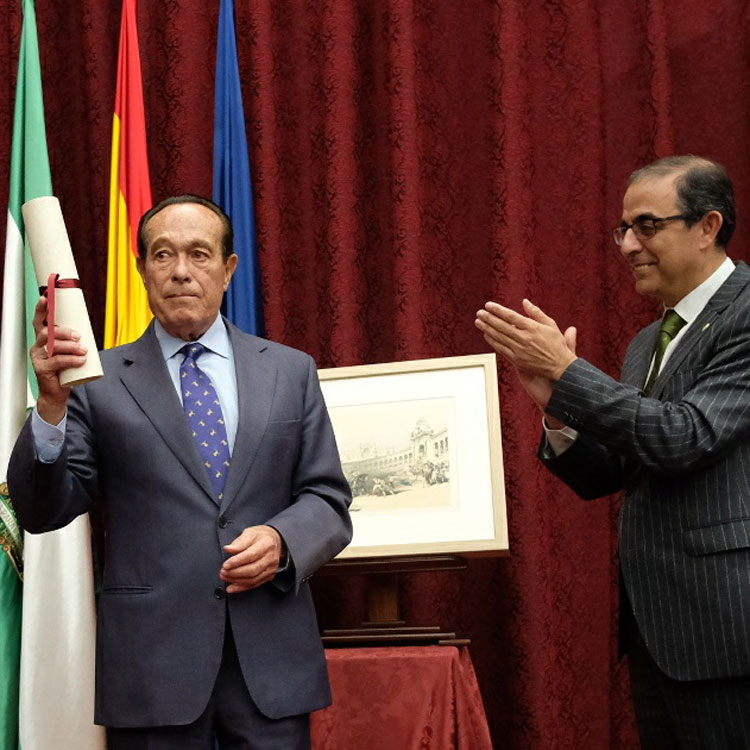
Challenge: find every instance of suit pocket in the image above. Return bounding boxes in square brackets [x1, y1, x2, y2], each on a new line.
[683, 519, 750, 556]
[102, 585, 153, 595]
[266, 419, 300, 437]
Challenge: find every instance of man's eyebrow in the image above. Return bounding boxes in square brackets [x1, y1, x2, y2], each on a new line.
[148, 236, 213, 250]
[619, 212, 658, 226]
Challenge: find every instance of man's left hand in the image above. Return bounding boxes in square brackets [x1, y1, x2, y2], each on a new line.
[475, 298, 577, 389]
[221, 525, 286, 593]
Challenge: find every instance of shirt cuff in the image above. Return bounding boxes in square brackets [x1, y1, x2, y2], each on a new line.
[31, 408, 66, 463]
[542, 417, 578, 457]
[265, 524, 290, 574]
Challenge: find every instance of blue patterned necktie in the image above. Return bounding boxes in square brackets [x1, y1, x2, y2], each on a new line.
[180, 343, 231, 500]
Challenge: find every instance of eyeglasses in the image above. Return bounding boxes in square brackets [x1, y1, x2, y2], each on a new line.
[612, 214, 689, 246]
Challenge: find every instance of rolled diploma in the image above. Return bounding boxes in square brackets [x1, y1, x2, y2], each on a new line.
[22, 196, 103, 387]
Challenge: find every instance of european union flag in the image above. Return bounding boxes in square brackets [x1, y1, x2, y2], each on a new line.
[213, 0, 264, 335]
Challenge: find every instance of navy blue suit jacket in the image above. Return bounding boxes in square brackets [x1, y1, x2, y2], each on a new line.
[9, 319, 352, 727]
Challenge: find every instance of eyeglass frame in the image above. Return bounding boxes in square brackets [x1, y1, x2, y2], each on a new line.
[612, 214, 691, 246]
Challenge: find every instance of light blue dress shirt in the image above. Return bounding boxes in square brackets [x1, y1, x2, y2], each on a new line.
[154, 315, 239, 452]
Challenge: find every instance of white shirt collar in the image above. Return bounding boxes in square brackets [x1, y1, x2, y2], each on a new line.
[672, 256, 735, 324]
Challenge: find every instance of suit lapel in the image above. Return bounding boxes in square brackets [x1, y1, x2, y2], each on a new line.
[651, 262, 750, 397]
[118, 324, 218, 504]
[220, 323, 277, 513]
[622, 322, 660, 387]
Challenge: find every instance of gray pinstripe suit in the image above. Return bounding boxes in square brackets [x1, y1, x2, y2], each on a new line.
[541, 261, 750, 682]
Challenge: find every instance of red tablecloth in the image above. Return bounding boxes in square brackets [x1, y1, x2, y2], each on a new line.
[312, 646, 493, 750]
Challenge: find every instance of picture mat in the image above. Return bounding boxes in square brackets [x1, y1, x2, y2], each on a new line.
[319, 356, 507, 557]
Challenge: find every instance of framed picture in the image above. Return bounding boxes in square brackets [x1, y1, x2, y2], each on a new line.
[318, 353, 508, 559]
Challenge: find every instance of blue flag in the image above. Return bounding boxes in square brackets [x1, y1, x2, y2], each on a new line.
[213, 0, 264, 335]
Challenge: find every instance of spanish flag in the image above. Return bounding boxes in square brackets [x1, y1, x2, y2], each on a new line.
[105, 0, 153, 348]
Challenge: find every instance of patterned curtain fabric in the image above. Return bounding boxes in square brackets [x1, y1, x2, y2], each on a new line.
[2, 1, 750, 747]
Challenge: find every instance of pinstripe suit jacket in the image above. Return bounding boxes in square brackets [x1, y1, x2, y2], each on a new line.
[541, 261, 750, 681]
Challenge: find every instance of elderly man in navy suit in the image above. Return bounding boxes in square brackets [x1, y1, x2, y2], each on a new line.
[476, 156, 750, 748]
[10, 195, 352, 749]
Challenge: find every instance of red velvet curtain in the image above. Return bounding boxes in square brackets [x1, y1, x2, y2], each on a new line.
[3, 1, 750, 747]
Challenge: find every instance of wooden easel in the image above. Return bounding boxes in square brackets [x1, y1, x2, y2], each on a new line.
[317, 555, 469, 646]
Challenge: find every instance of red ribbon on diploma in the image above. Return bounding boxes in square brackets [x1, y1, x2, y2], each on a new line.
[41, 272, 82, 356]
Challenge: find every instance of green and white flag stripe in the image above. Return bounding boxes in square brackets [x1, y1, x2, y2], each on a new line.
[0, 494, 22, 750]
[1, 2, 104, 749]
[0, 0, 49, 470]
[0, 1, 50, 747]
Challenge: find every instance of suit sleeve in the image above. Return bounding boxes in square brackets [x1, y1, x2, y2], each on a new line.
[537, 430, 624, 500]
[263, 355, 352, 589]
[544, 308, 750, 478]
[8, 385, 100, 533]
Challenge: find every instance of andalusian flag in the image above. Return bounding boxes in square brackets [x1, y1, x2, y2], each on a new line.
[0, 2, 104, 748]
[214, 0, 264, 335]
[0, 1, 49, 745]
[105, 0, 153, 348]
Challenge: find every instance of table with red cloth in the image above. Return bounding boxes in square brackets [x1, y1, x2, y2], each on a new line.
[311, 645, 493, 750]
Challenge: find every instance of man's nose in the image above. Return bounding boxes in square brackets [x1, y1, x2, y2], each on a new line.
[619, 227, 643, 256]
[171, 254, 192, 279]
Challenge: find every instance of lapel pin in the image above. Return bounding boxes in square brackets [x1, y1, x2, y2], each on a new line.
[701, 323, 711, 331]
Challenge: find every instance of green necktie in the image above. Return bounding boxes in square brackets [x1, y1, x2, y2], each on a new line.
[644, 309, 686, 395]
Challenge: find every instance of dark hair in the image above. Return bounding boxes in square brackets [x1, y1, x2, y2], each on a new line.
[629, 155, 736, 248]
[137, 194, 235, 260]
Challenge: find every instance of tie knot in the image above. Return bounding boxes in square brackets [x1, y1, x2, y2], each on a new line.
[661, 310, 686, 340]
[181, 342, 206, 363]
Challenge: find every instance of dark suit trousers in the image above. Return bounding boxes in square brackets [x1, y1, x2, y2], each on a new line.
[623, 592, 750, 749]
[107, 623, 311, 750]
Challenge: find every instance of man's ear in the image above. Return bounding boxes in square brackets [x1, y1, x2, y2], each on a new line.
[700, 210, 724, 248]
[223, 253, 239, 290]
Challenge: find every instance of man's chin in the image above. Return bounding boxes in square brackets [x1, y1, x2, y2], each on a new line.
[157, 312, 211, 341]
[634, 279, 659, 299]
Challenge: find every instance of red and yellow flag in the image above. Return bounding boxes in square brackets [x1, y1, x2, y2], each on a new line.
[105, 0, 153, 348]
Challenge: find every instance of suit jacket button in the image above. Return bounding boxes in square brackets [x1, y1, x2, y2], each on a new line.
[218, 516, 229, 528]
[214, 587, 226, 599]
